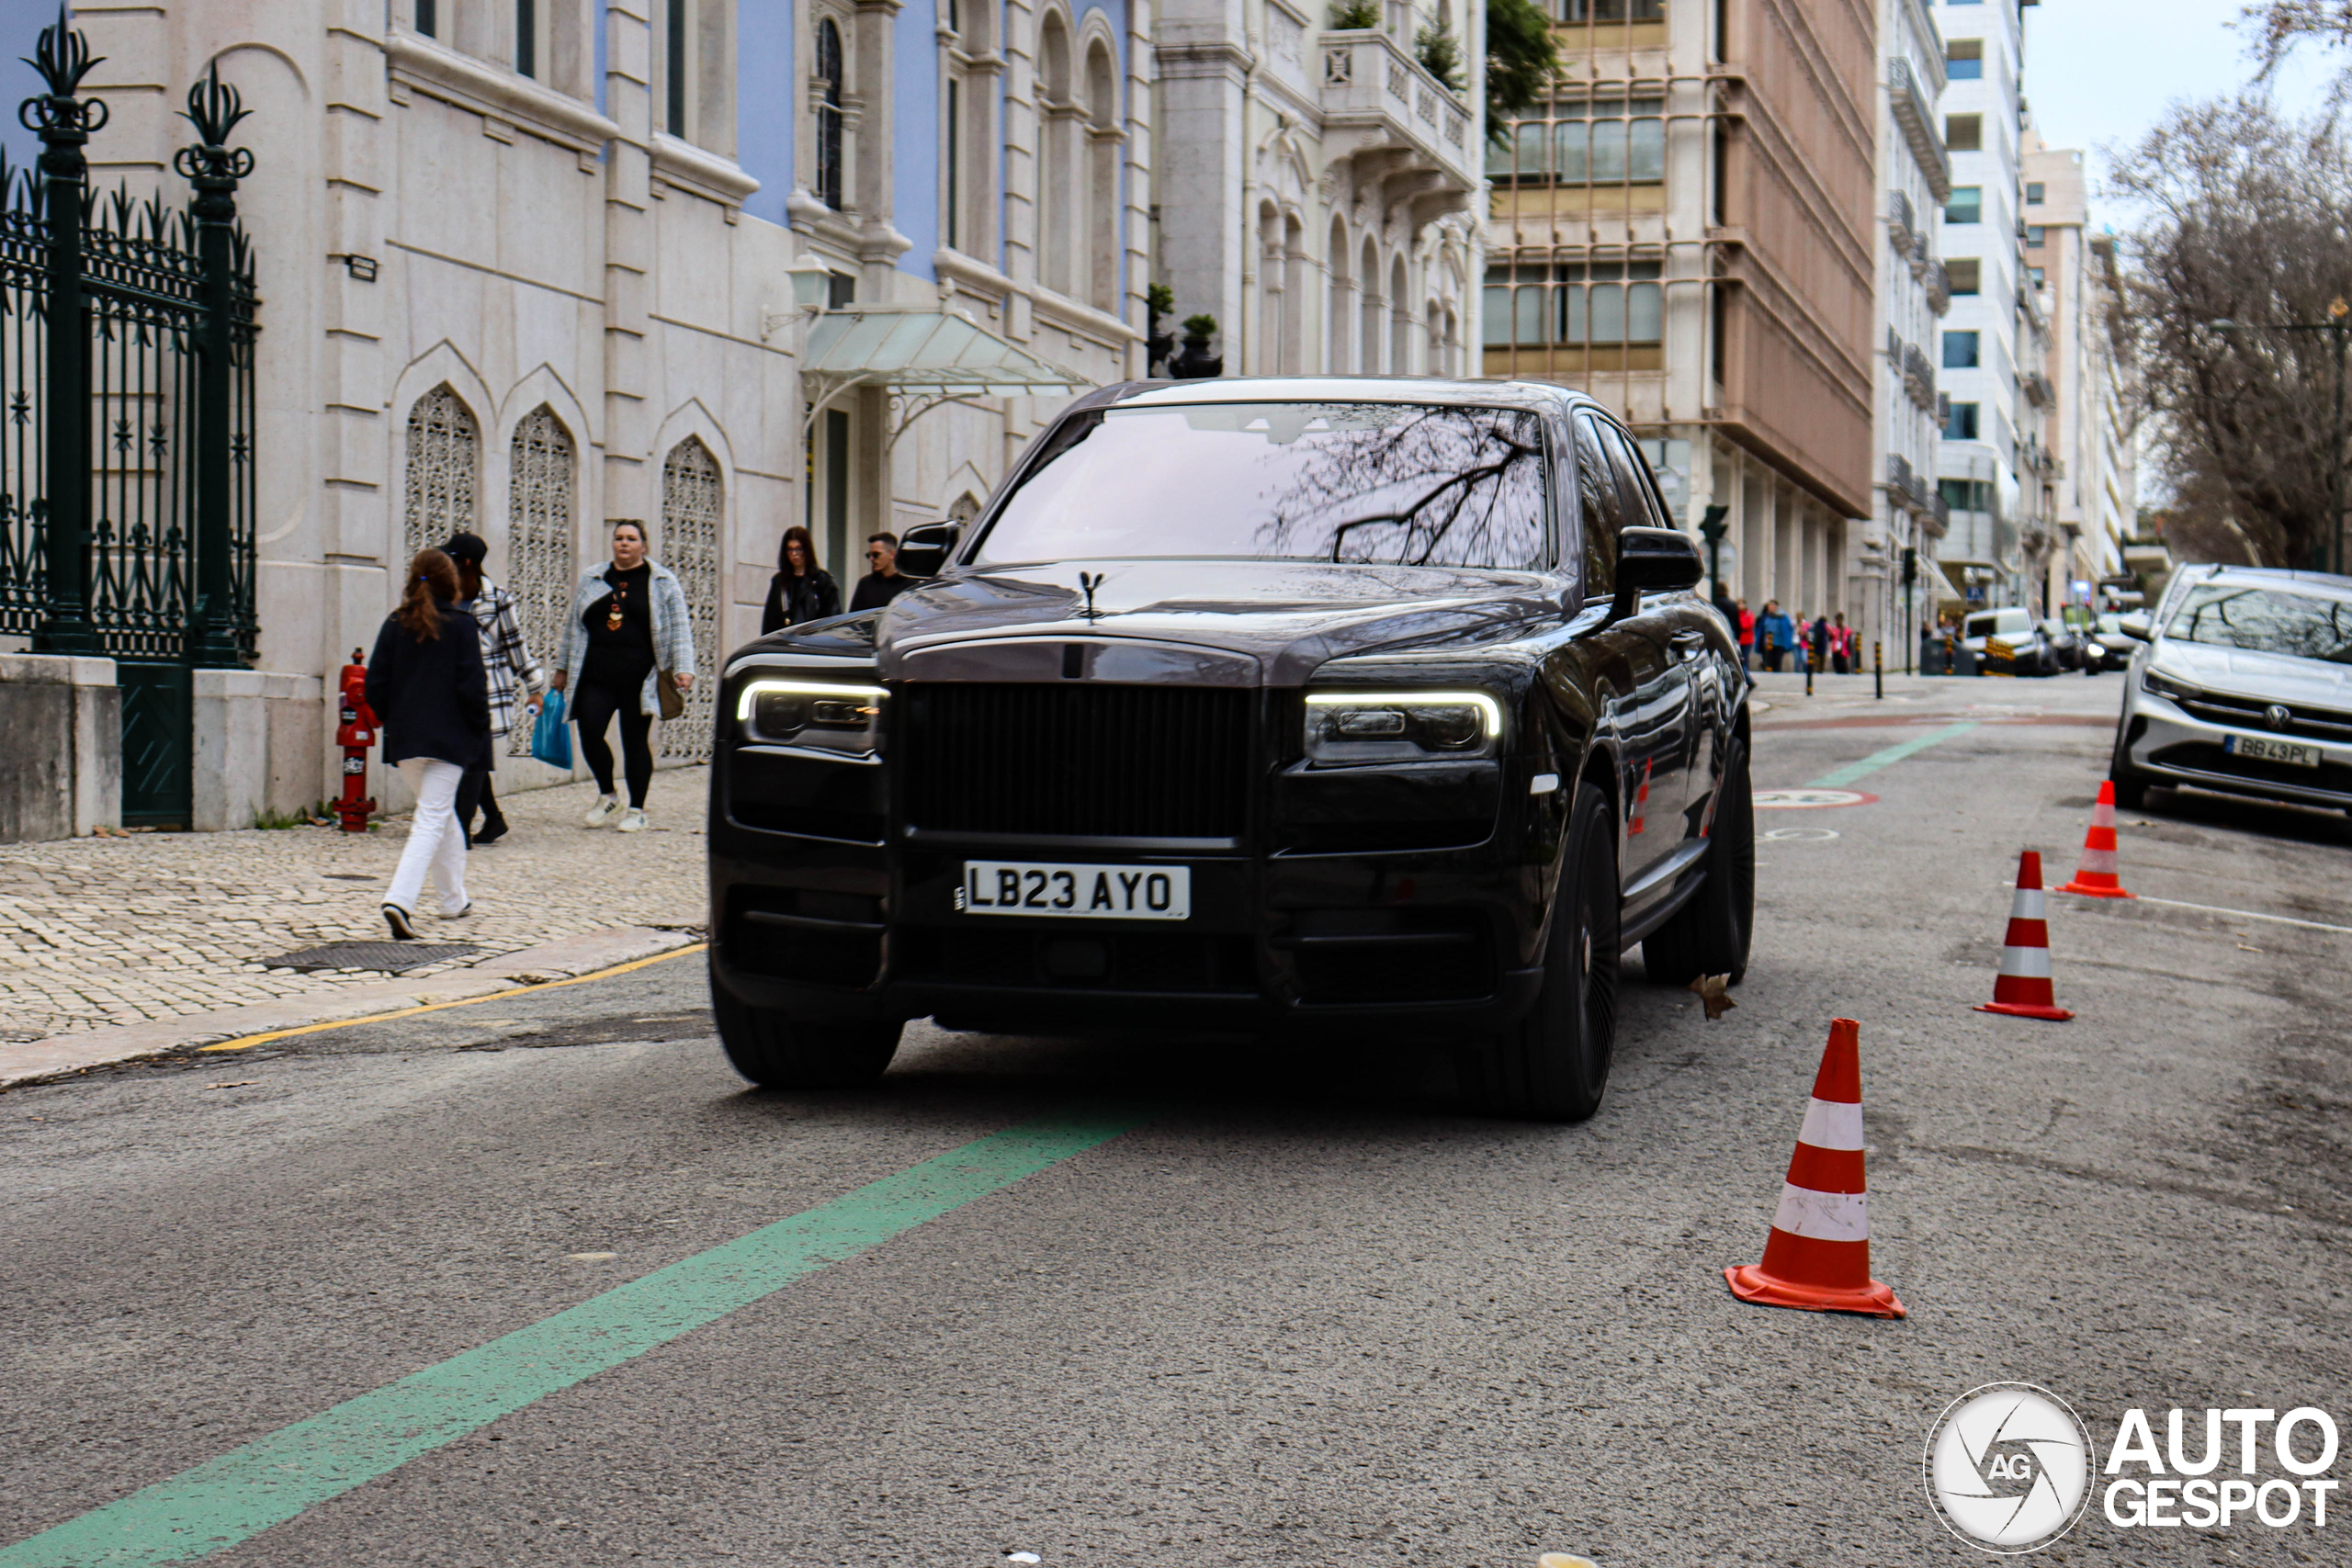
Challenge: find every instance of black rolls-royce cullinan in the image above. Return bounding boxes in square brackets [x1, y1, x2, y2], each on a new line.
[707, 378, 1753, 1120]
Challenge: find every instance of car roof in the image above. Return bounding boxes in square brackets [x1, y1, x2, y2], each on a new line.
[1100, 377, 1598, 418]
[2181, 564, 2352, 601]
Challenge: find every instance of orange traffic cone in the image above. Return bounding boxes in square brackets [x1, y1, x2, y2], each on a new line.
[2059, 781, 2136, 897]
[1726, 1018, 1905, 1318]
[1976, 850, 2074, 1021]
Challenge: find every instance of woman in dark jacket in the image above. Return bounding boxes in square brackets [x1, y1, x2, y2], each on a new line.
[760, 525, 842, 633]
[366, 548, 491, 940]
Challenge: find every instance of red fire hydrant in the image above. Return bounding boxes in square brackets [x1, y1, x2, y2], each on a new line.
[334, 648, 379, 832]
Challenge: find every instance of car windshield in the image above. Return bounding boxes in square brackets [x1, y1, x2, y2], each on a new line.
[972, 401, 1550, 570]
[2164, 583, 2352, 664]
[1966, 609, 2030, 637]
[2096, 614, 2121, 633]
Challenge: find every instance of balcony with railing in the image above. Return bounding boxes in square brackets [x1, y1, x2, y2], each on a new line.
[1888, 57, 1951, 202]
[1319, 30, 1478, 205]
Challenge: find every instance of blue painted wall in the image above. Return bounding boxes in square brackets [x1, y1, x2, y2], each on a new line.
[737, 1, 795, 229]
[891, 0, 938, 280]
[0, 0, 66, 185]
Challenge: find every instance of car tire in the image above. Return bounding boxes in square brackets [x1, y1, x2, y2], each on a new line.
[712, 971, 901, 1089]
[1459, 780, 1620, 1122]
[1643, 736, 1755, 987]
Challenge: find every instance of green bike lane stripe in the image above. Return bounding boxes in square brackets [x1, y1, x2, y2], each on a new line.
[0, 1111, 1149, 1568]
[1804, 720, 1981, 789]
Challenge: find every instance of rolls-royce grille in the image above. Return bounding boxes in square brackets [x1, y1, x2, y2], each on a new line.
[902, 683, 1252, 839]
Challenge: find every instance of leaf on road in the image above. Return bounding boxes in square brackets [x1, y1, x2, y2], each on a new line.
[1688, 975, 1736, 1021]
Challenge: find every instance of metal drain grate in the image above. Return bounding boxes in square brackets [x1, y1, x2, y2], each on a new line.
[261, 942, 483, 974]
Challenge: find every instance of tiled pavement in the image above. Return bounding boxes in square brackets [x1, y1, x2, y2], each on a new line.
[0, 769, 709, 1042]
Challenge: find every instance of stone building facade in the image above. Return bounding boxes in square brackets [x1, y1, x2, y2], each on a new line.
[2022, 138, 2137, 613]
[44, 0, 1153, 821]
[1152, 0, 1483, 379]
[1482, 0, 1878, 636]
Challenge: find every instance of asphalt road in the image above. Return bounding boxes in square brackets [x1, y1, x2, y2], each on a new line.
[4, 671, 2347, 1566]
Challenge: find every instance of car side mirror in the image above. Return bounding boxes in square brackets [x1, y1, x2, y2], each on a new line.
[1613, 527, 1704, 609]
[896, 521, 961, 579]
[2118, 613, 2153, 642]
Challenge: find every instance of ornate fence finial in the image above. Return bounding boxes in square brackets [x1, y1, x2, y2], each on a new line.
[18, 4, 108, 146]
[173, 63, 255, 189]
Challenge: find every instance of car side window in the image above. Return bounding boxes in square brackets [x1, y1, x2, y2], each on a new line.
[1573, 414, 1622, 601]
[1603, 424, 1668, 532]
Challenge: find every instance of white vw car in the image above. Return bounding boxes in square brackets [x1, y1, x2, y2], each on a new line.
[2111, 566, 2352, 813]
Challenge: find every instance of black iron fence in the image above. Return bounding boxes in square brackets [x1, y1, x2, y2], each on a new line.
[0, 14, 259, 822]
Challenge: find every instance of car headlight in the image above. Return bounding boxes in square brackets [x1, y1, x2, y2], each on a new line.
[2140, 667, 2199, 704]
[1304, 691, 1502, 765]
[735, 679, 887, 756]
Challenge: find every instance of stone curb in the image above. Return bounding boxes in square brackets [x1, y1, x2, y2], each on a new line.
[0, 925, 703, 1089]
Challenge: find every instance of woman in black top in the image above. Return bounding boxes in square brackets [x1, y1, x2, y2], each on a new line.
[761, 525, 842, 633]
[551, 521, 694, 830]
[365, 548, 491, 940]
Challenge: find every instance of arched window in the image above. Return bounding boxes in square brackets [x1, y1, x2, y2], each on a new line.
[1085, 39, 1120, 312]
[814, 18, 845, 210]
[1327, 219, 1352, 374]
[505, 406, 575, 756]
[1359, 238, 1383, 374]
[403, 384, 478, 567]
[658, 437, 723, 760]
[1037, 17, 1075, 297]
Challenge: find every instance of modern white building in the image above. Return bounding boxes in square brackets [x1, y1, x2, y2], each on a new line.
[1930, 0, 2043, 616]
[2023, 137, 2138, 611]
[1864, 0, 1951, 665]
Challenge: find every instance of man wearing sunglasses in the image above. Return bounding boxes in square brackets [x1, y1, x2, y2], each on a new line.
[849, 532, 921, 612]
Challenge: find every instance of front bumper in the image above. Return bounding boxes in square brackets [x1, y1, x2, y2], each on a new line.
[706, 754, 1552, 1040]
[2121, 691, 2352, 808]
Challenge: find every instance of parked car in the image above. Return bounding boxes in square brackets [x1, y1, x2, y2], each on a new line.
[2111, 565, 2352, 813]
[2040, 616, 2086, 671]
[2083, 612, 2139, 673]
[707, 378, 1756, 1122]
[1962, 606, 2060, 676]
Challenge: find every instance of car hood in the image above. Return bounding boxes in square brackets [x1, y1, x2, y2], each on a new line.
[867, 558, 1565, 685]
[2154, 638, 2352, 708]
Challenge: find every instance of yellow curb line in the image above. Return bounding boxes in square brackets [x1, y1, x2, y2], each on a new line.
[194, 942, 708, 1054]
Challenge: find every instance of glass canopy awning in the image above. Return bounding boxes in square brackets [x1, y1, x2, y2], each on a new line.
[798, 306, 1091, 450]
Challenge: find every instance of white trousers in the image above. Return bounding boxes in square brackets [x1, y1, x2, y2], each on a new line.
[387, 758, 469, 917]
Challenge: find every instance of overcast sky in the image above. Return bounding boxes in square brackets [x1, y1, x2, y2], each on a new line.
[2023, 0, 2338, 221]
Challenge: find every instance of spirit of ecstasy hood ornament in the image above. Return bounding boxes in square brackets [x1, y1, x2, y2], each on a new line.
[1078, 570, 1105, 622]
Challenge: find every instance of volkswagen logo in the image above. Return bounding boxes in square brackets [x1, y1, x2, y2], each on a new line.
[2266, 704, 2293, 730]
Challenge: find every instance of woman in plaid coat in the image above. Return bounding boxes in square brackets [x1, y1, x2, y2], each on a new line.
[443, 533, 544, 845]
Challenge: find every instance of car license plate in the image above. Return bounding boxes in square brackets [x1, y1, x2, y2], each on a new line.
[956, 861, 1191, 919]
[2226, 733, 2322, 768]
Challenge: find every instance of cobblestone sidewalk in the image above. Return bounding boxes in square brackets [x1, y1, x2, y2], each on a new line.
[0, 769, 709, 1041]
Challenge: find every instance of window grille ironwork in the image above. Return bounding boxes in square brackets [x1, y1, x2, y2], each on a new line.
[505, 405, 573, 756]
[658, 436, 721, 759]
[403, 384, 479, 568]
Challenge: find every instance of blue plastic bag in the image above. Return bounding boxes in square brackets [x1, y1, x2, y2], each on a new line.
[530, 688, 571, 770]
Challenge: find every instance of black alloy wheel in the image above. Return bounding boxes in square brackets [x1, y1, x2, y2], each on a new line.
[1642, 735, 1755, 987]
[1459, 780, 1621, 1122]
[712, 965, 902, 1089]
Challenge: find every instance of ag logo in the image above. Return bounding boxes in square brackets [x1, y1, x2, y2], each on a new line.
[1924, 1382, 2093, 1553]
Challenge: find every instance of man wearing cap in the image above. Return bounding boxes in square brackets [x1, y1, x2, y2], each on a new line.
[443, 532, 544, 845]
